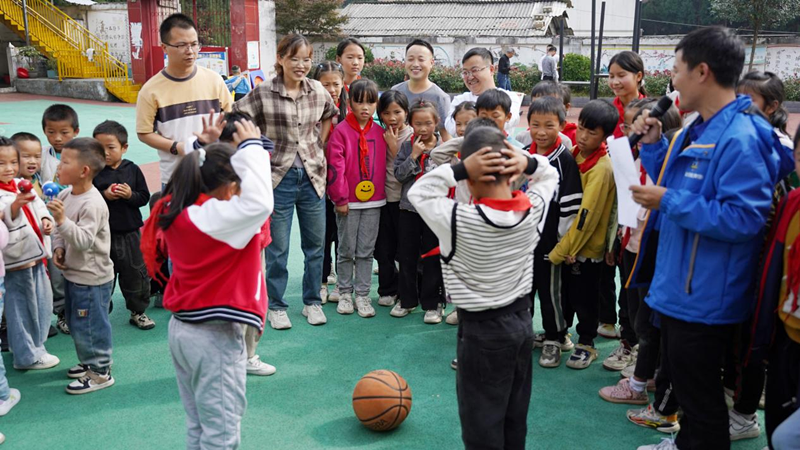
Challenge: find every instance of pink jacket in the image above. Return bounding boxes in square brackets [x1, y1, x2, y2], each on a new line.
[326, 120, 387, 209]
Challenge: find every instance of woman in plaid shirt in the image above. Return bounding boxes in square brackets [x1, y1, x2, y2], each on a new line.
[234, 34, 338, 330]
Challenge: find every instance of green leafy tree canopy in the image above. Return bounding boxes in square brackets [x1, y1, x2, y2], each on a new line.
[275, 0, 348, 39]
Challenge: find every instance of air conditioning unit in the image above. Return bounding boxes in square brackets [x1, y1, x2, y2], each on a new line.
[533, 20, 546, 29]
[543, 6, 553, 13]
[534, 14, 545, 20]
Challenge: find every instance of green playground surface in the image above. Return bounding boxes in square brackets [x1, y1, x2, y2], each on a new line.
[0, 94, 769, 449]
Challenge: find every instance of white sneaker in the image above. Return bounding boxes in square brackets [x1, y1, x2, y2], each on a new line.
[327, 273, 337, 285]
[246, 355, 276, 376]
[390, 303, 415, 317]
[373, 266, 379, 275]
[598, 323, 620, 339]
[0, 388, 20, 416]
[0, 432, 5, 444]
[621, 359, 637, 379]
[337, 293, 354, 315]
[355, 296, 376, 318]
[66, 369, 114, 395]
[603, 341, 634, 371]
[637, 437, 679, 450]
[378, 295, 397, 307]
[423, 308, 442, 324]
[729, 409, 760, 441]
[14, 353, 60, 370]
[268, 310, 292, 330]
[302, 304, 327, 325]
[328, 286, 341, 303]
[445, 309, 459, 325]
[320, 285, 328, 305]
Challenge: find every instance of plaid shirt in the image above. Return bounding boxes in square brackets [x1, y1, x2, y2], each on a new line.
[233, 76, 337, 197]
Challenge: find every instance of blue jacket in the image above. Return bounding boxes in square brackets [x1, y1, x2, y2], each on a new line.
[639, 95, 793, 325]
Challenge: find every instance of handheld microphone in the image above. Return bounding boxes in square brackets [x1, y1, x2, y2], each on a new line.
[628, 96, 674, 148]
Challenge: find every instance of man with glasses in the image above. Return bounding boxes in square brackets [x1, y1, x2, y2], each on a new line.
[444, 48, 522, 138]
[135, 13, 232, 191]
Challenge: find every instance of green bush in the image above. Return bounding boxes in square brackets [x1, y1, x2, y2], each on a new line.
[360, 59, 406, 88]
[506, 64, 541, 96]
[784, 77, 800, 102]
[562, 53, 591, 82]
[324, 45, 375, 64]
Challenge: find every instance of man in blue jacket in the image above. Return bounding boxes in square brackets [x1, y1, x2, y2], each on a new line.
[630, 27, 793, 450]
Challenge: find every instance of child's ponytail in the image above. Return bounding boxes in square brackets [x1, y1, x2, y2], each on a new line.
[159, 143, 239, 230]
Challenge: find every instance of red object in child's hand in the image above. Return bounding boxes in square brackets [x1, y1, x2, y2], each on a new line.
[18, 180, 33, 194]
[111, 183, 119, 193]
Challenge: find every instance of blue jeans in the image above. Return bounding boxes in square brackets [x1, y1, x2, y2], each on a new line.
[266, 167, 325, 310]
[497, 72, 512, 91]
[65, 280, 114, 372]
[5, 262, 53, 366]
[0, 278, 9, 400]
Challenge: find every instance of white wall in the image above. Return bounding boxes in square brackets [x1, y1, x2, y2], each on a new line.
[567, 0, 636, 38]
[259, 0, 277, 77]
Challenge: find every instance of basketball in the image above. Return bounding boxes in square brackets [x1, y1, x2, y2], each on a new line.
[352, 370, 412, 431]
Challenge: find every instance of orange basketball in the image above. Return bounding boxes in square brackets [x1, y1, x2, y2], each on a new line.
[352, 370, 412, 431]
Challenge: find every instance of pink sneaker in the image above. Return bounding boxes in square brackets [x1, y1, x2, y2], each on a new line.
[599, 378, 650, 405]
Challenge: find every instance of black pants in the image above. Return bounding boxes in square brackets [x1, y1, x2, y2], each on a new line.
[765, 324, 800, 448]
[375, 202, 400, 297]
[661, 314, 734, 450]
[723, 322, 766, 416]
[563, 259, 601, 346]
[457, 304, 534, 450]
[233, 92, 246, 102]
[542, 75, 555, 81]
[397, 210, 443, 311]
[110, 230, 151, 314]
[322, 198, 338, 283]
[598, 260, 618, 325]
[533, 253, 567, 342]
[618, 250, 640, 345]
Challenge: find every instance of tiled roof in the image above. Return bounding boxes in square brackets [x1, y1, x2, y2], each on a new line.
[341, 1, 569, 37]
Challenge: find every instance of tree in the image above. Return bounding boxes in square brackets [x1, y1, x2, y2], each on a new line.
[641, 0, 715, 35]
[274, 0, 348, 40]
[711, 0, 800, 70]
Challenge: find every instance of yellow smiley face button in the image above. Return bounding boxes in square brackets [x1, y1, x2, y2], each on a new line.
[355, 181, 375, 202]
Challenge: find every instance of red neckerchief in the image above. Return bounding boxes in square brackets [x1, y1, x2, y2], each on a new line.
[345, 112, 374, 178]
[534, 136, 562, 156]
[141, 193, 211, 286]
[572, 143, 607, 174]
[0, 180, 42, 245]
[474, 190, 532, 211]
[562, 122, 577, 143]
[343, 75, 361, 94]
[613, 94, 646, 138]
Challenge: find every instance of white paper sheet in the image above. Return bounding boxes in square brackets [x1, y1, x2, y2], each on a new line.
[607, 136, 641, 228]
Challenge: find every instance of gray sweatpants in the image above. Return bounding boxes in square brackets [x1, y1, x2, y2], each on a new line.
[335, 207, 380, 297]
[169, 317, 247, 450]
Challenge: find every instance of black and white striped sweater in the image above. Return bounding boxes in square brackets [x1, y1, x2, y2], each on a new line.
[408, 154, 559, 311]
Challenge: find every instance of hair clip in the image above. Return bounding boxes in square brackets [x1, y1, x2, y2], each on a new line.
[197, 148, 206, 167]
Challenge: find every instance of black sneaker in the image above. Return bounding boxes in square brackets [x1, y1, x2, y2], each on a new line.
[48, 325, 57, 338]
[66, 369, 114, 395]
[67, 364, 89, 379]
[56, 315, 70, 335]
[450, 358, 458, 370]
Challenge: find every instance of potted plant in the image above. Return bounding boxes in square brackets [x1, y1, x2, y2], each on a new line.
[17, 46, 43, 77]
[46, 58, 58, 79]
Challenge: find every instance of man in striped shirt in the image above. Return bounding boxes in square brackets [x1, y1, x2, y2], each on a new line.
[409, 126, 558, 450]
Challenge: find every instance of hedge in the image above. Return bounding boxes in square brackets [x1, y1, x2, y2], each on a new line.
[361, 58, 800, 101]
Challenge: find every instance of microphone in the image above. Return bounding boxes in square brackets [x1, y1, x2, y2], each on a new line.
[628, 96, 674, 148]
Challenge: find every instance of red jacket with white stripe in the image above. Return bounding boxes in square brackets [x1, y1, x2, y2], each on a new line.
[162, 139, 274, 331]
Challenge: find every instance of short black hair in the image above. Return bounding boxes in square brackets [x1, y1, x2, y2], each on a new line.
[476, 89, 511, 115]
[465, 117, 499, 135]
[560, 84, 572, 106]
[547, 44, 557, 52]
[462, 47, 493, 65]
[220, 111, 254, 143]
[462, 125, 506, 160]
[406, 39, 434, 57]
[629, 98, 683, 132]
[337, 38, 365, 57]
[0, 136, 12, 148]
[63, 137, 106, 177]
[42, 104, 79, 131]
[93, 120, 128, 146]
[348, 78, 379, 104]
[160, 13, 196, 44]
[530, 81, 563, 99]
[578, 99, 619, 137]
[377, 90, 410, 127]
[10, 132, 40, 145]
[527, 96, 566, 124]
[452, 101, 477, 120]
[675, 26, 744, 89]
